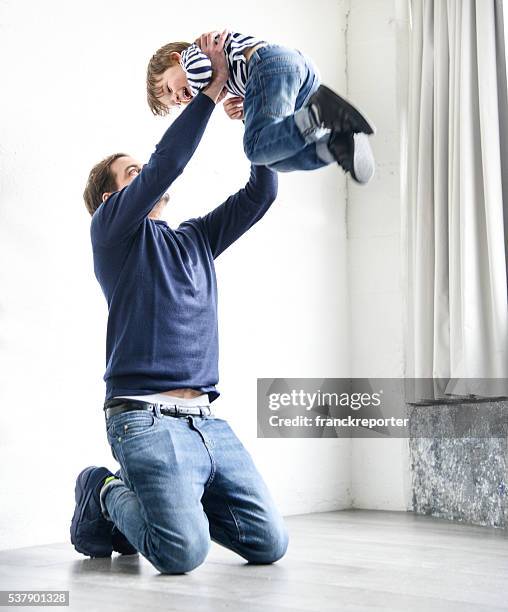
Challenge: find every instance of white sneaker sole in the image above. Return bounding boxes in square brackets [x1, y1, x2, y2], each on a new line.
[352, 133, 375, 184]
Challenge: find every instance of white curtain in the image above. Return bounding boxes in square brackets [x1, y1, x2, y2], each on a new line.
[406, 0, 508, 398]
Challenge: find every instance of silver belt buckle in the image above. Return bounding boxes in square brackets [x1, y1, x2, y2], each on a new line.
[157, 403, 176, 416]
[157, 403, 211, 417]
[178, 405, 210, 416]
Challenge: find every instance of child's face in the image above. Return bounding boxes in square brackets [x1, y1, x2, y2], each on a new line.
[157, 61, 193, 109]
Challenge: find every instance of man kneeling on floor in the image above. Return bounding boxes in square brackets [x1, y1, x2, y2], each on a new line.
[70, 35, 288, 574]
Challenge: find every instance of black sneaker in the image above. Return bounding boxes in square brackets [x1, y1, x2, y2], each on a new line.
[112, 526, 137, 555]
[308, 85, 376, 135]
[70, 466, 114, 558]
[328, 131, 375, 184]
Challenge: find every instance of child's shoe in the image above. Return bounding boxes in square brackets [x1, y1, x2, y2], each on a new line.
[328, 131, 375, 184]
[309, 85, 376, 135]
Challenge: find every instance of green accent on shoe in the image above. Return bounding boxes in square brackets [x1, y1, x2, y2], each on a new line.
[103, 475, 117, 487]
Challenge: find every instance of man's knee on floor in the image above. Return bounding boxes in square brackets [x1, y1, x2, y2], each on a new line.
[153, 532, 211, 575]
[245, 522, 289, 565]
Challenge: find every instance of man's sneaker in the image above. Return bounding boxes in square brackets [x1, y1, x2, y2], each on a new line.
[111, 470, 137, 555]
[70, 466, 114, 557]
[112, 526, 137, 555]
[328, 131, 375, 185]
[308, 85, 376, 135]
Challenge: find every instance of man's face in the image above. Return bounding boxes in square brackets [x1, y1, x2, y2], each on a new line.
[156, 61, 194, 109]
[110, 155, 142, 191]
[104, 156, 169, 211]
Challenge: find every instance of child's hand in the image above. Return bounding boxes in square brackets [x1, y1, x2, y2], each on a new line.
[223, 96, 244, 120]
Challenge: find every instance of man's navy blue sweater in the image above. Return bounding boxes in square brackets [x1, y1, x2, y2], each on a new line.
[90, 92, 278, 401]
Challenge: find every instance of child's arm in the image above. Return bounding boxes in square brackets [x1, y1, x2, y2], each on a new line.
[196, 30, 229, 104]
[197, 165, 278, 259]
[181, 44, 213, 96]
[182, 29, 230, 97]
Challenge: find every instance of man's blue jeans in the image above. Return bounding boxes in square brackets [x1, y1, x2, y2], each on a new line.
[101, 405, 289, 574]
[243, 44, 333, 172]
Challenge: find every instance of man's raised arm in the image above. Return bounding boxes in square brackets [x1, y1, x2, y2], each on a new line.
[197, 165, 278, 259]
[92, 31, 229, 247]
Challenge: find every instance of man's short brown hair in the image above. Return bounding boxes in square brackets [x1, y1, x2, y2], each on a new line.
[83, 153, 128, 216]
[147, 42, 192, 117]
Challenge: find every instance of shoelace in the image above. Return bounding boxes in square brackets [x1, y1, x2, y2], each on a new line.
[311, 101, 354, 133]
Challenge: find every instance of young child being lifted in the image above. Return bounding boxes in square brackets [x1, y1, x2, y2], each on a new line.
[147, 29, 376, 184]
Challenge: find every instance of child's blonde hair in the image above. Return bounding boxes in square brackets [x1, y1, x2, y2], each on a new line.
[147, 41, 192, 116]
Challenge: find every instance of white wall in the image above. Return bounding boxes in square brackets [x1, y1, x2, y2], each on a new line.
[347, 0, 412, 510]
[0, 0, 351, 549]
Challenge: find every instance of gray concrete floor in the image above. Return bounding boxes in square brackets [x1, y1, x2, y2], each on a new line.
[1, 510, 508, 611]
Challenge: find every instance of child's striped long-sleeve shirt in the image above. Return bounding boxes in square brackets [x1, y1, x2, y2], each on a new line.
[181, 32, 266, 97]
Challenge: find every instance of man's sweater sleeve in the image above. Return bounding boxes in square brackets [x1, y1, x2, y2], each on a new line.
[197, 165, 278, 259]
[91, 92, 215, 247]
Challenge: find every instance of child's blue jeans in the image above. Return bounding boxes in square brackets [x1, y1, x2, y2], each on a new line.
[243, 44, 333, 172]
[100, 405, 289, 574]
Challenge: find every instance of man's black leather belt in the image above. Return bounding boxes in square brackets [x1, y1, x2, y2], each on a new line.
[104, 398, 212, 419]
